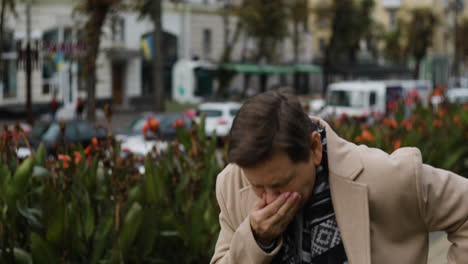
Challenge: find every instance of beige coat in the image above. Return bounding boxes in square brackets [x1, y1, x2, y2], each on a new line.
[210, 119, 468, 264]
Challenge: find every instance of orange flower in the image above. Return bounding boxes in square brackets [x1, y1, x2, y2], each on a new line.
[418, 124, 425, 133]
[453, 115, 460, 125]
[354, 136, 362, 143]
[401, 119, 413, 131]
[92, 137, 98, 147]
[149, 119, 159, 131]
[58, 154, 71, 168]
[84, 145, 92, 155]
[432, 120, 443, 128]
[74, 151, 82, 164]
[172, 118, 185, 129]
[361, 129, 375, 141]
[437, 109, 446, 118]
[393, 140, 401, 151]
[383, 118, 398, 129]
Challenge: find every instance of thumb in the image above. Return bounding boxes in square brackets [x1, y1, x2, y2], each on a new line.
[255, 193, 267, 210]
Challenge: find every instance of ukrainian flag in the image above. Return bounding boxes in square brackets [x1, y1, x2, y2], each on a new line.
[141, 34, 154, 60]
[52, 52, 62, 70]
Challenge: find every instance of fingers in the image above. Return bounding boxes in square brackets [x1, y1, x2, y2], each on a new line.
[270, 192, 301, 225]
[260, 192, 291, 218]
[255, 193, 267, 210]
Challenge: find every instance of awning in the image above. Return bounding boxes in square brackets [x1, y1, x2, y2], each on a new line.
[294, 64, 322, 73]
[220, 63, 322, 75]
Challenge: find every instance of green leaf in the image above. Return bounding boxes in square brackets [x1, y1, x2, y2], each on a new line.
[117, 202, 143, 254]
[197, 114, 207, 142]
[32, 166, 51, 179]
[35, 143, 46, 167]
[144, 155, 158, 204]
[0, 164, 11, 199]
[443, 147, 466, 170]
[128, 185, 143, 205]
[84, 156, 99, 192]
[8, 156, 35, 200]
[17, 202, 42, 229]
[84, 194, 95, 240]
[135, 208, 158, 257]
[12, 247, 32, 264]
[31, 232, 58, 264]
[45, 196, 65, 246]
[91, 214, 114, 264]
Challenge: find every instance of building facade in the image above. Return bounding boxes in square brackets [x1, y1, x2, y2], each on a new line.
[0, 0, 315, 113]
[309, 0, 468, 60]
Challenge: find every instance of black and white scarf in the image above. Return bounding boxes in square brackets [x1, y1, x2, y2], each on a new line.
[273, 127, 348, 264]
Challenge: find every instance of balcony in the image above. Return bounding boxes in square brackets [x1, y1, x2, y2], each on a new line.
[382, 0, 401, 9]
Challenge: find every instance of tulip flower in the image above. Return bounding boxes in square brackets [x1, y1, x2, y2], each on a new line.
[58, 154, 72, 168]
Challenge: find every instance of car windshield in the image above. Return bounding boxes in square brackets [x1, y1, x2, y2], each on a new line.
[197, 109, 222, 117]
[328, 90, 366, 107]
[42, 123, 79, 142]
[31, 123, 50, 141]
[229, 108, 239, 117]
[42, 123, 60, 142]
[76, 121, 95, 139]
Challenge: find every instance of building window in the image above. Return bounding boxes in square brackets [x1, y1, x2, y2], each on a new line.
[1, 30, 16, 98]
[111, 16, 125, 42]
[203, 28, 212, 58]
[388, 10, 397, 31]
[319, 38, 326, 52]
[2, 60, 17, 98]
[318, 18, 327, 29]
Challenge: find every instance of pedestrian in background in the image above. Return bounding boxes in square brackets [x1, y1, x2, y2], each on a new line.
[76, 97, 84, 120]
[50, 92, 59, 121]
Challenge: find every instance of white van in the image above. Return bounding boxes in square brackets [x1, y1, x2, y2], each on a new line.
[320, 80, 433, 119]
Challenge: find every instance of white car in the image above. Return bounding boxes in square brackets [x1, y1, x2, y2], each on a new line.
[196, 102, 241, 137]
[447, 88, 468, 104]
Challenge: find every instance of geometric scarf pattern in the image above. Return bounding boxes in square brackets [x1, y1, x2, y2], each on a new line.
[272, 126, 348, 264]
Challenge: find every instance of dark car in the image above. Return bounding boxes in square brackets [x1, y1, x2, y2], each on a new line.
[35, 120, 107, 153]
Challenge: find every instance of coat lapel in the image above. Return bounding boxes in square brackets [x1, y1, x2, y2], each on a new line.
[322, 119, 371, 264]
[329, 173, 371, 264]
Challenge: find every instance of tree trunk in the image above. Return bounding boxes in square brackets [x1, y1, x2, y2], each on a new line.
[240, 74, 251, 98]
[259, 74, 268, 93]
[0, 0, 7, 80]
[153, 0, 165, 112]
[216, 20, 242, 99]
[414, 57, 421, 80]
[84, 6, 109, 122]
[292, 15, 300, 94]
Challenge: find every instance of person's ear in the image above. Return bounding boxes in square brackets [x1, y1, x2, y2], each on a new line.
[310, 131, 322, 166]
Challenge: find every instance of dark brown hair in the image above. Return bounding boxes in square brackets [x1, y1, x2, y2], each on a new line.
[228, 91, 318, 168]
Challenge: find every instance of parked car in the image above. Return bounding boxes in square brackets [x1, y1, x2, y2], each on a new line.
[447, 88, 468, 104]
[16, 120, 106, 158]
[38, 120, 106, 153]
[117, 112, 192, 140]
[195, 102, 241, 137]
[319, 80, 431, 119]
[116, 112, 192, 157]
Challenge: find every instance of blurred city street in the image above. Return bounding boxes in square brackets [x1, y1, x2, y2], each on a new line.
[0, 0, 466, 263]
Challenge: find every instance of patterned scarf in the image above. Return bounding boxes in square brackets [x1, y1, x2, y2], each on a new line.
[273, 127, 348, 264]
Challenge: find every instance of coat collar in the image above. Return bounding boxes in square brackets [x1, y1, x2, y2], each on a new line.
[312, 117, 364, 181]
[314, 118, 370, 263]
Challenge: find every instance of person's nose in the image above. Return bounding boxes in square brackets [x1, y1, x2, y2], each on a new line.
[265, 188, 281, 204]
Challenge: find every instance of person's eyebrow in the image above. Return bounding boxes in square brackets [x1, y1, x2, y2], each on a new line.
[270, 171, 294, 188]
